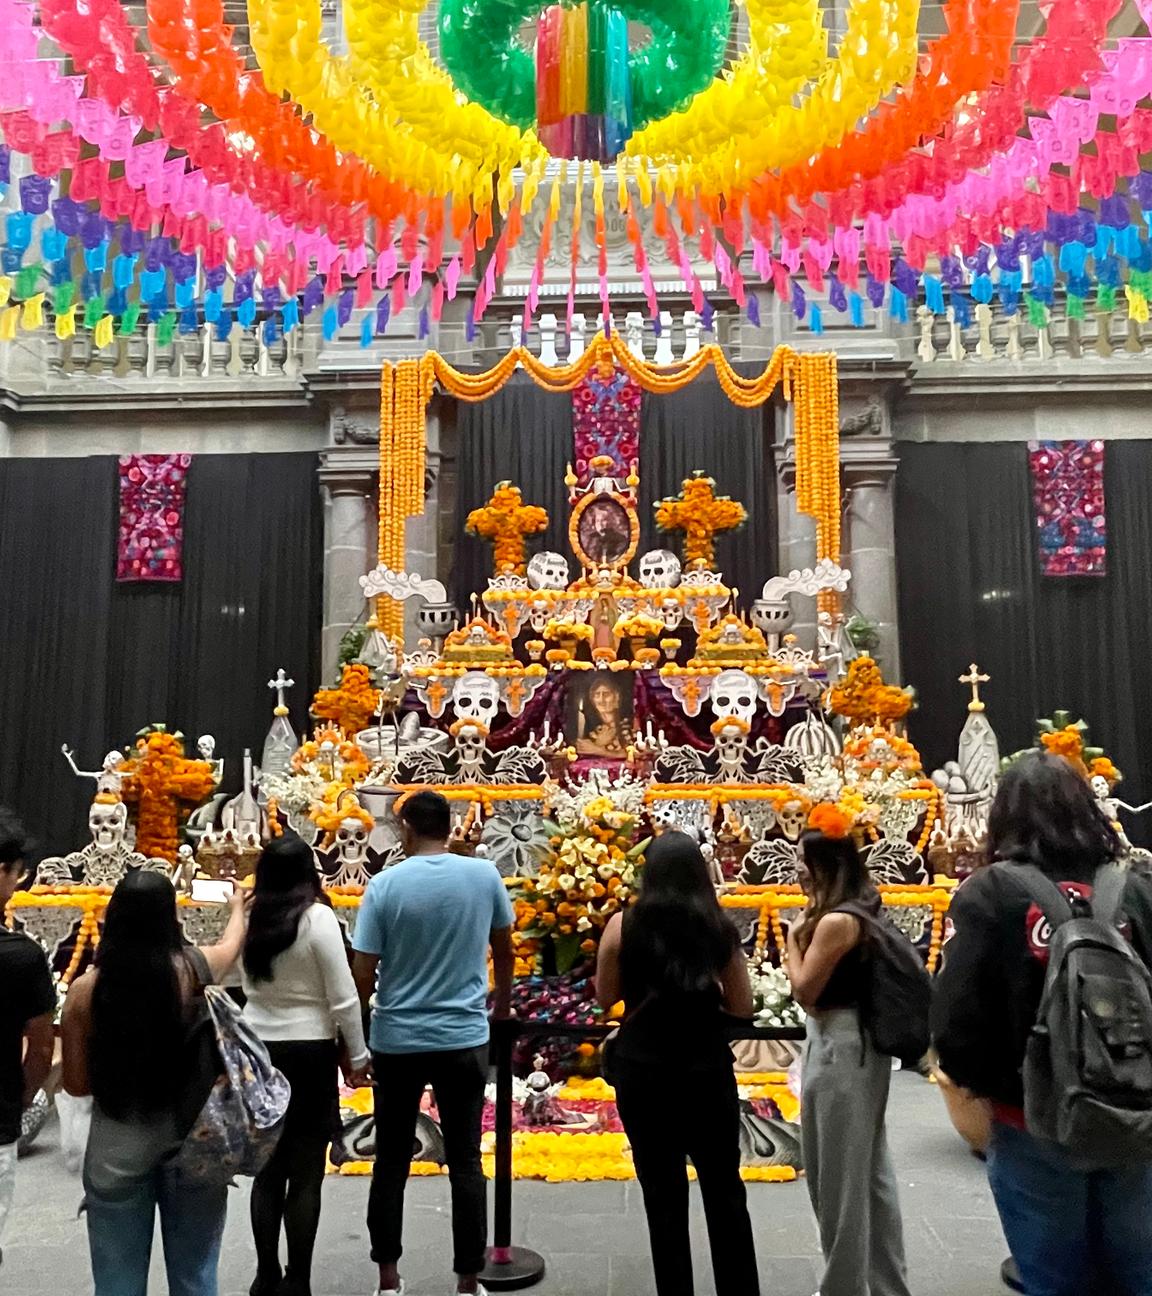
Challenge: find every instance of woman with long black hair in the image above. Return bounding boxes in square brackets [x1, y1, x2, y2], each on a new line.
[61, 869, 248, 1296]
[596, 831, 759, 1296]
[786, 828, 912, 1296]
[242, 835, 370, 1296]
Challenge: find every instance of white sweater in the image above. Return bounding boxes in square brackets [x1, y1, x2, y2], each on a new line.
[242, 903, 369, 1064]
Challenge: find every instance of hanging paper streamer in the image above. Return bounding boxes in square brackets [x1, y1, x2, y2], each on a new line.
[1028, 440, 1107, 578]
[536, 0, 632, 162]
[572, 363, 642, 485]
[117, 454, 192, 582]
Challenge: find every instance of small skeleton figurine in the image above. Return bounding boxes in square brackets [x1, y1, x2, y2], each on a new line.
[174, 844, 197, 895]
[523, 1055, 558, 1127]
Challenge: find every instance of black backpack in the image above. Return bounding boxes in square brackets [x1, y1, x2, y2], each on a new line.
[1006, 862, 1152, 1169]
[836, 901, 933, 1066]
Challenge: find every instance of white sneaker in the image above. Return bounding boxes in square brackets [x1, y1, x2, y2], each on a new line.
[373, 1282, 405, 1296]
[454, 1288, 488, 1296]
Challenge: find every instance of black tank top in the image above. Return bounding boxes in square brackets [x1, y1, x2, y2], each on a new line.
[615, 911, 734, 1071]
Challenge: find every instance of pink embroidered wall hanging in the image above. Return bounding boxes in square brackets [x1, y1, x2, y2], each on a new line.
[1028, 439, 1106, 577]
[572, 365, 641, 485]
[117, 454, 192, 582]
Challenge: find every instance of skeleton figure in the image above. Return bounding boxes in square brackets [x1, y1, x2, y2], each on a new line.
[527, 551, 570, 591]
[89, 797, 129, 853]
[36, 794, 171, 887]
[452, 723, 490, 784]
[711, 669, 759, 726]
[330, 816, 373, 888]
[61, 745, 127, 798]
[523, 1056, 560, 1127]
[452, 672, 501, 727]
[777, 799, 808, 843]
[712, 722, 753, 783]
[196, 734, 225, 783]
[638, 549, 682, 589]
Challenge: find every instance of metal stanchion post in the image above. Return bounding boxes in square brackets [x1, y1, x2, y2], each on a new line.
[480, 1019, 546, 1291]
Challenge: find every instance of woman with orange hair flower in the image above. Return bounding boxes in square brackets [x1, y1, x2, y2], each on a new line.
[786, 822, 913, 1296]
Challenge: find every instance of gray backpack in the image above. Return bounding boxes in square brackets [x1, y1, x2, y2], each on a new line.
[1010, 862, 1152, 1168]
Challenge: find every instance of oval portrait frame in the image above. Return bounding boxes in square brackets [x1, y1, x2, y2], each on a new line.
[569, 491, 640, 571]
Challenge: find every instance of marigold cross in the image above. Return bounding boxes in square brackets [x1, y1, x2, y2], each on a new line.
[655, 475, 747, 570]
[466, 482, 549, 577]
[120, 731, 218, 863]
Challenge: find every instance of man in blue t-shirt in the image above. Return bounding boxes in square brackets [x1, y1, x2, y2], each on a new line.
[353, 791, 514, 1296]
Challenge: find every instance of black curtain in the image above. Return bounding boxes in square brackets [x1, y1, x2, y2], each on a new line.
[896, 441, 1152, 808]
[452, 376, 775, 608]
[453, 380, 574, 606]
[0, 452, 323, 858]
[640, 379, 775, 606]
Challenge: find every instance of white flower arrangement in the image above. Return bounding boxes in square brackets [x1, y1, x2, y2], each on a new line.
[748, 957, 806, 1030]
[547, 767, 649, 832]
[258, 768, 330, 815]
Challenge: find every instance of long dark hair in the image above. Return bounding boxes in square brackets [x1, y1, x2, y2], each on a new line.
[988, 750, 1121, 877]
[622, 832, 738, 996]
[90, 871, 186, 1119]
[243, 835, 325, 981]
[797, 831, 876, 952]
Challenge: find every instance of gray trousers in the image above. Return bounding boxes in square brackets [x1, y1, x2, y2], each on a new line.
[801, 1008, 912, 1296]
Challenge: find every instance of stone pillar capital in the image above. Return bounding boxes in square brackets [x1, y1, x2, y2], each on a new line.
[318, 446, 379, 494]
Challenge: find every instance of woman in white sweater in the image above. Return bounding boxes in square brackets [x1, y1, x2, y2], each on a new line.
[242, 835, 371, 1296]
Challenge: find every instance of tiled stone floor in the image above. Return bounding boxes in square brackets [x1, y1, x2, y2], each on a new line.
[4, 1073, 1007, 1295]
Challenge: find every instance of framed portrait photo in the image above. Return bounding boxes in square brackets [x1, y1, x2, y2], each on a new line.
[570, 492, 639, 571]
[568, 672, 636, 758]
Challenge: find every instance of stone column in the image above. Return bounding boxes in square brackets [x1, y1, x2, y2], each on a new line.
[774, 406, 820, 652]
[318, 450, 378, 680]
[843, 459, 900, 679]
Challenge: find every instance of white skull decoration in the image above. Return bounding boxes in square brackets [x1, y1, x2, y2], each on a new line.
[89, 798, 128, 851]
[196, 734, 216, 761]
[336, 817, 369, 867]
[778, 799, 808, 842]
[454, 723, 489, 771]
[1091, 775, 1111, 802]
[527, 551, 570, 591]
[711, 669, 759, 725]
[713, 722, 749, 769]
[638, 549, 682, 589]
[452, 672, 501, 726]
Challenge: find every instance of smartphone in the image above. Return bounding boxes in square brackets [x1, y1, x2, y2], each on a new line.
[190, 879, 235, 904]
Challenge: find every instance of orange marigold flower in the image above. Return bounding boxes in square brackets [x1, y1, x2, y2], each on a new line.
[808, 802, 853, 840]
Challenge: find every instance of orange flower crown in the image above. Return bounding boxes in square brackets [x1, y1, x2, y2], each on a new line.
[807, 803, 854, 840]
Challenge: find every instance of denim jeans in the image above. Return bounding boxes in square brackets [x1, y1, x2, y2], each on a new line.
[987, 1120, 1152, 1296]
[368, 1046, 488, 1276]
[84, 1164, 228, 1296]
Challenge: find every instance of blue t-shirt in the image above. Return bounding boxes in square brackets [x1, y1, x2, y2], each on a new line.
[353, 852, 515, 1054]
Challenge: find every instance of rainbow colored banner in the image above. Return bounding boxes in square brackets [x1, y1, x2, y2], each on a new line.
[536, 0, 632, 162]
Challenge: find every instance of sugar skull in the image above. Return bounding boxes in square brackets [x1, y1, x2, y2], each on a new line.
[638, 549, 682, 589]
[451, 672, 501, 726]
[710, 669, 759, 724]
[527, 551, 570, 591]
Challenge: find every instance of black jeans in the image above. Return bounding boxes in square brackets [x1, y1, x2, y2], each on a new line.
[368, 1046, 489, 1276]
[614, 1060, 760, 1296]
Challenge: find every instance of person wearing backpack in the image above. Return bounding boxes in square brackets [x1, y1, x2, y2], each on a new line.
[242, 835, 372, 1296]
[785, 824, 914, 1296]
[934, 751, 1152, 1296]
[61, 870, 249, 1296]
